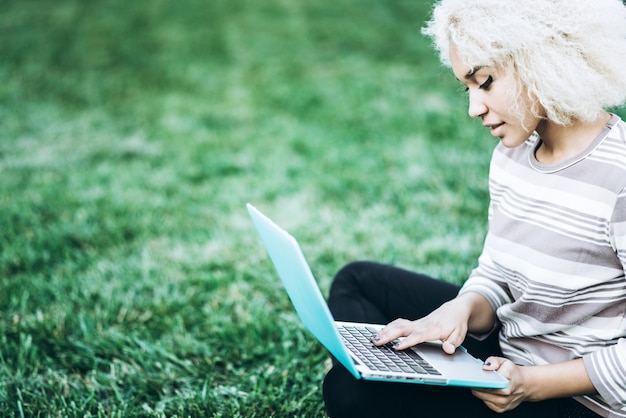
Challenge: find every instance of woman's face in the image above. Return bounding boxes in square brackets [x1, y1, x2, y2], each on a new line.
[449, 47, 544, 148]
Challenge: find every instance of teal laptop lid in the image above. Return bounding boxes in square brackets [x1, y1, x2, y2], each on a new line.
[247, 203, 361, 379]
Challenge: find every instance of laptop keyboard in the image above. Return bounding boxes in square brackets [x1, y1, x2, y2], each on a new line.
[338, 325, 442, 376]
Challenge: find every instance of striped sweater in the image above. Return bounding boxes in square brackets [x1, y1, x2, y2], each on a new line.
[459, 114, 626, 417]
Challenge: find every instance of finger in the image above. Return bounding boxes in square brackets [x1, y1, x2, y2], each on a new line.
[393, 325, 459, 350]
[471, 388, 489, 400]
[442, 340, 456, 354]
[472, 389, 504, 404]
[392, 325, 464, 351]
[379, 326, 434, 350]
[392, 332, 429, 350]
[371, 319, 412, 346]
[482, 356, 501, 370]
[472, 386, 510, 398]
[471, 391, 511, 414]
[441, 328, 467, 354]
[481, 398, 508, 414]
[482, 356, 508, 371]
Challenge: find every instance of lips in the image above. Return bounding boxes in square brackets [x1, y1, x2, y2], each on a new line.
[485, 122, 505, 137]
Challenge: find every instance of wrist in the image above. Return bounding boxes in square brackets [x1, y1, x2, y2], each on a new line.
[455, 291, 494, 333]
[519, 366, 543, 402]
[518, 360, 595, 402]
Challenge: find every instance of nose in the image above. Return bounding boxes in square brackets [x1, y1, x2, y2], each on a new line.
[468, 90, 488, 119]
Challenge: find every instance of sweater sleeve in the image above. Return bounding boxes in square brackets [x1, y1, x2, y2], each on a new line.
[459, 145, 515, 314]
[584, 340, 626, 410]
[458, 234, 514, 313]
[583, 189, 626, 409]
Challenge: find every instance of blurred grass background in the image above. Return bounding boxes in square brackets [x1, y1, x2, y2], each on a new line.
[1, 0, 624, 416]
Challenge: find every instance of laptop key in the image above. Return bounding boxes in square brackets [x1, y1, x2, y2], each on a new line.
[410, 364, 427, 373]
[339, 325, 442, 376]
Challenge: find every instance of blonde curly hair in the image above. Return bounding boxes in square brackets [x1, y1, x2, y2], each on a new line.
[422, 0, 626, 125]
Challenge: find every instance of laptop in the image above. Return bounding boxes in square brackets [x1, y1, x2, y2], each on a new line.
[247, 203, 508, 389]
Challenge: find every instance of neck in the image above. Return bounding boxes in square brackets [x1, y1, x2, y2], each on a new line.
[535, 112, 612, 164]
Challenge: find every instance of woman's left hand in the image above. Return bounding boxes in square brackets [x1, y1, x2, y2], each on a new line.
[471, 356, 531, 413]
[472, 355, 595, 413]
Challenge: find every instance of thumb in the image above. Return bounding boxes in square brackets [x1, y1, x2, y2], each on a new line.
[442, 331, 465, 354]
[442, 340, 457, 354]
[482, 356, 506, 371]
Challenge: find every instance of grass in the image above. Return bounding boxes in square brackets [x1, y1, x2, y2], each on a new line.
[1, 0, 625, 416]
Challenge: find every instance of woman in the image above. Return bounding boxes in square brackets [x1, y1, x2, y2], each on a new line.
[322, 0, 626, 417]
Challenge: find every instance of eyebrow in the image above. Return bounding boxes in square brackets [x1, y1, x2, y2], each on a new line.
[465, 66, 485, 79]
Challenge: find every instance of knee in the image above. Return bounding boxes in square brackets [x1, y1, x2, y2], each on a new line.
[332, 260, 379, 290]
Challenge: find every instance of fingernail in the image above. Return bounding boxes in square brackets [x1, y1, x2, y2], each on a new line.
[484, 361, 491, 366]
[393, 342, 400, 349]
[371, 334, 380, 342]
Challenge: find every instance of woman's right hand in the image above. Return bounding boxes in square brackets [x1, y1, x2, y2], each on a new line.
[371, 291, 493, 354]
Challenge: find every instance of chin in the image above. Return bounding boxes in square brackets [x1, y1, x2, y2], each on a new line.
[499, 136, 527, 148]
[499, 129, 536, 148]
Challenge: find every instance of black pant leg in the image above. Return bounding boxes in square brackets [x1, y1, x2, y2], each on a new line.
[327, 260, 461, 324]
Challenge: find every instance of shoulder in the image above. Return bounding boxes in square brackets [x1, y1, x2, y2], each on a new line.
[592, 115, 626, 173]
[610, 114, 626, 139]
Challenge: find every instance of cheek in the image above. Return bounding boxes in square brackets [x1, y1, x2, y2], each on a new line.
[511, 82, 544, 122]
[503, 91, 538, 129]
[502, 87, 521, 115]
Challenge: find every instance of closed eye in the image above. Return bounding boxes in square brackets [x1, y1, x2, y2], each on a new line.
[461, 75, 493, 93]
[479, 75, 493, 90]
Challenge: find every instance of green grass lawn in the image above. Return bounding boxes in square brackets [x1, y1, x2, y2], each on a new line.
[1, 0, 625, 416]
